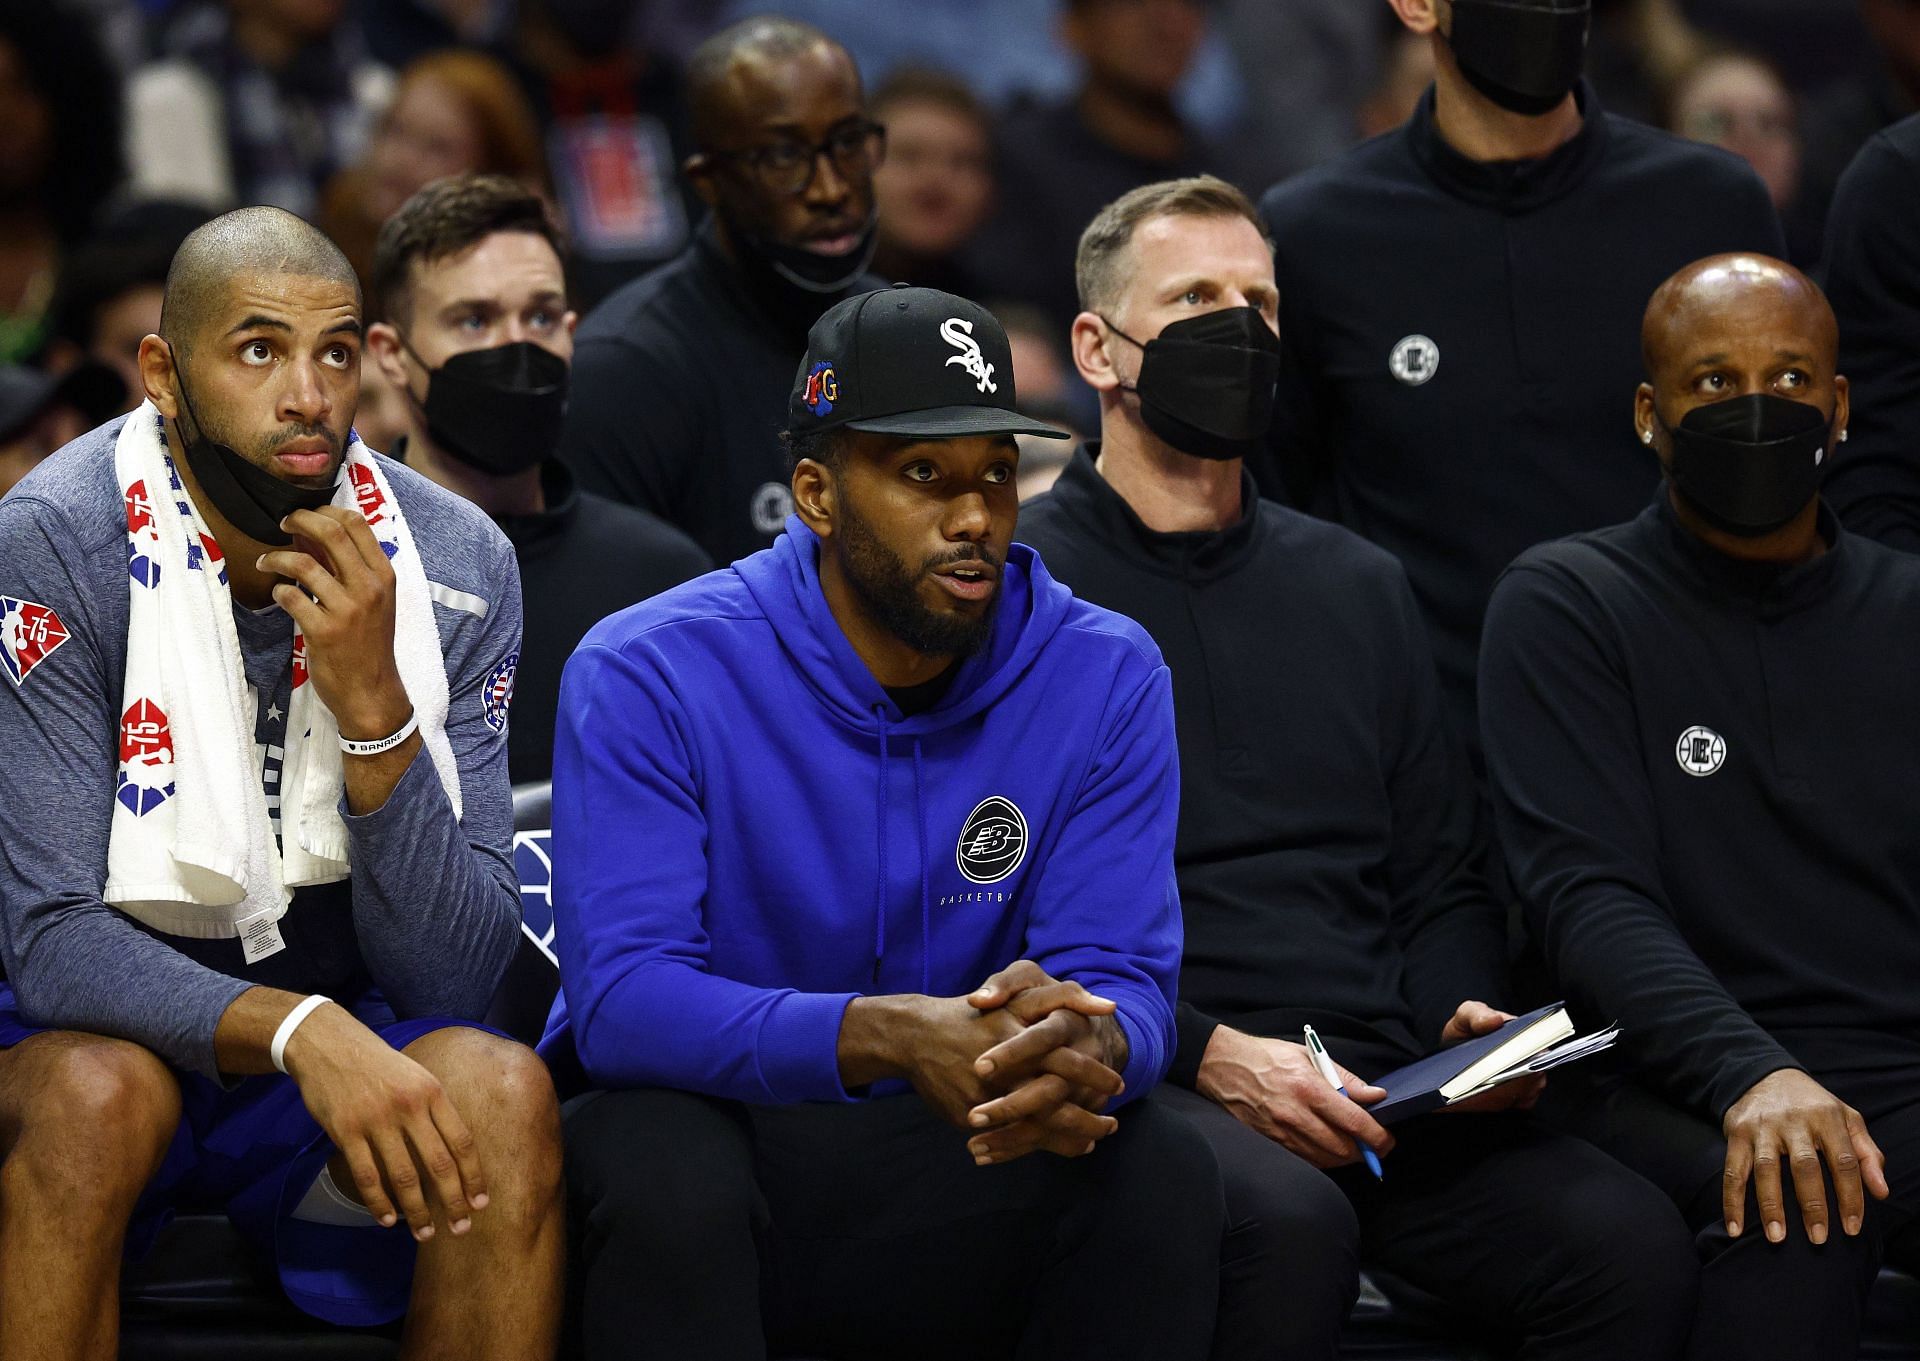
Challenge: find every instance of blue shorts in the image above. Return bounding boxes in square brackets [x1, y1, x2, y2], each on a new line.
[0, 986, 494, 1327]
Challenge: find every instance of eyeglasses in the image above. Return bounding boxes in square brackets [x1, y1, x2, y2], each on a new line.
[709, 120, 887, 195]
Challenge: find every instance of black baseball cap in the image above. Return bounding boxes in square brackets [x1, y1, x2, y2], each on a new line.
[787, 284, 1070, 441]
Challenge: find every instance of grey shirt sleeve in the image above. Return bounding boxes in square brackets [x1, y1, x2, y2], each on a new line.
[0, 494, 252, 1077]
[342, 541, 525, 1019]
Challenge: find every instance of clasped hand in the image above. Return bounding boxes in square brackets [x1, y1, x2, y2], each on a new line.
[900, 960, 1128, 1167]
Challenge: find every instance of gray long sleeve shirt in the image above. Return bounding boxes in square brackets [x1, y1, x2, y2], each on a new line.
[0, 416, 524, 1077]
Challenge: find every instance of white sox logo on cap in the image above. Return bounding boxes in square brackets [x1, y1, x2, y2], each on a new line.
[941, 317, 998, 395]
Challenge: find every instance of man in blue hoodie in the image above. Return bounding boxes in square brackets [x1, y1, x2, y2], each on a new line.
[542, 284, 1222, 1359]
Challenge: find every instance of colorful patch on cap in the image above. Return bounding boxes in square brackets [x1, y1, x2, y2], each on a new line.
[0, 597, 70, 688]
[117, 697, 176, 816]
[125, 480, 163, 589]
[482, 650, 517, 733]
[803, 361, 838, 417]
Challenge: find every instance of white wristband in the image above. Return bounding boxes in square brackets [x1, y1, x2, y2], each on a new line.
[339, 710, 419, 757]
[271, 994, 331, 1074]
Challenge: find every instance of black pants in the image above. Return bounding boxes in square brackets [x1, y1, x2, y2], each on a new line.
[562, 1088, 1224, 1361]
[1539, 1061, 1920, 1361]
[1158, 1084, 1699, 1361]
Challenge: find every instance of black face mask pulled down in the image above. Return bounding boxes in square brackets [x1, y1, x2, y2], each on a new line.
[1104, 306, 1283, 462]
[1447, 0, 1591, 116]
[738, 213, 880, 295]
[1662, 393, 1832, 537]
[171, 359, 337, 546]
[409, 340, 570, 477]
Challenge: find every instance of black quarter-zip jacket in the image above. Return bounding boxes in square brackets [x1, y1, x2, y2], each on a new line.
[1020, 447, 1506, 1084]
[560, 218, 881, 567]
[1259, 82, 1786, 761]
[1482, 493, 1920, 1120]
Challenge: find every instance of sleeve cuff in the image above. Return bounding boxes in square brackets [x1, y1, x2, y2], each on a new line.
[759, 990, 862, 1105]
[337, 742, 440, 837]
[1167, 1001, 1222, 1090]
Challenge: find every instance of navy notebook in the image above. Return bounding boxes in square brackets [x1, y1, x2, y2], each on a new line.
[1366, 1002, 1619, 1125]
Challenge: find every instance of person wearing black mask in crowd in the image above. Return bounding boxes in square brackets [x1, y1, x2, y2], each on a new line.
[558, 17, 884, 567]
[1021, 176, 1699, 1361]
[368, 174, 710, 783]
[1259, 0, 1785, 774]
[1483, 254, 1920, 1361]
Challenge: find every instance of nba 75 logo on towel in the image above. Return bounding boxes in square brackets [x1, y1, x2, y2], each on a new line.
[0, 597, 70, 687]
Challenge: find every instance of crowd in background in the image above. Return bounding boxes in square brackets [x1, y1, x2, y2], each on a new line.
[1, 0, 1914, 497]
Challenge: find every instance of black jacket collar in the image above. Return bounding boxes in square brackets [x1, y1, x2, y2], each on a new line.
[1043, 443, 1262, 582]
[1405, 79, 1610, 213]
[1645, 483, 1845, 615]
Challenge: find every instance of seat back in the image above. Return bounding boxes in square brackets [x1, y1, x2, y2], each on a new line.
[483, 781, 562, 1044]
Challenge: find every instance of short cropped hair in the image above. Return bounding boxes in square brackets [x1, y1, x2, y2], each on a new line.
[371, 173, 565, 326]
[869, 66, 991, 134]
[1074, 175, 1271, 317]
[782, 425, 846, 473]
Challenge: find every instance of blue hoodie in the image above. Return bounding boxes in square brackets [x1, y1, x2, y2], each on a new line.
[539, 517, 1182, 1106]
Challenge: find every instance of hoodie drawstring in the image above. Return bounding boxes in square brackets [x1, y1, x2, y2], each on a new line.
[913, 740, 929, 999]
[873, 710, 890, 987]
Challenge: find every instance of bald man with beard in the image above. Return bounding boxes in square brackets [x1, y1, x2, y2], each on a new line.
[1482, 254, 1920, 1360]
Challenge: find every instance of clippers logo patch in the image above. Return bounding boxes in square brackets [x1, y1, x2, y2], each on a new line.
[1389, 334, 1439, 387]
[804, 361, 838, 417]
[941, 317, 998, 394]
[117, 697, 176, 816]
[1676, 726, 1727, 777]
[957, 795, 1028, 885]
[751, 482, 794, 536]
[483, 650, 517, 734]
[0, 597, 70, 687]
[125, 480, 163, 588]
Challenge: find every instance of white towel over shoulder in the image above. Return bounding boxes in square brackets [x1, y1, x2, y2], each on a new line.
[105, 402, 461, 940]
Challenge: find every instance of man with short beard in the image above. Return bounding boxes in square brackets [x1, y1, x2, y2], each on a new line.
[559, 16, 885, 566]
[0, 207, 562, 1360]
[544, 284, 1222, 1360]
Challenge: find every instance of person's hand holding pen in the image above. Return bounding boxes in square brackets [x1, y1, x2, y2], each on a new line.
[1304, 1025, 1385, 1180]
[1195, 1024, 1394, 1171]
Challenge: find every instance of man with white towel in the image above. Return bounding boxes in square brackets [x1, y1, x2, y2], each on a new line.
[0, 207, 562, 1360]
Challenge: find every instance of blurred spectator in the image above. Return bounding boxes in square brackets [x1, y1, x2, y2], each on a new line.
[43, 200, 211, 412]
[558, 17, 883, 565]
[1357, 27, 1437, 140]
[1684, 0, 1874, 94]
[517, 0, 699, 308]
[996, 301, 1081, 500]
[868, 68, 994, 297]
[1819, 111, 1920, 551]
[1786, 0, 1920, 267]
[1664, 50, 1801, 212]
[362, 0, 523, 71]
[1215, 0, 1381, 186]
[1585, 0, 1709, 126]
[0, 2, 125, 365]
[368, 173, 709, 780]
[712, 0, 1246, 133]
[1257, 0, 1786, 766]
[321, 48, 549, 290]
[126, 0, 392, 217]
[0, 364, 114, 499]
[967, 0, 1218, 338]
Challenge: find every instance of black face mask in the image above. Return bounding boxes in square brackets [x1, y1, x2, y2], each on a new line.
[1447, 0, 1591, 116]
[1661, 393, 1832, 537]
[171, 357, 337, 546]
[409, 339, 570, 477]
[1105, 306, 1283, 462]
[734, 212, 879, 295]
